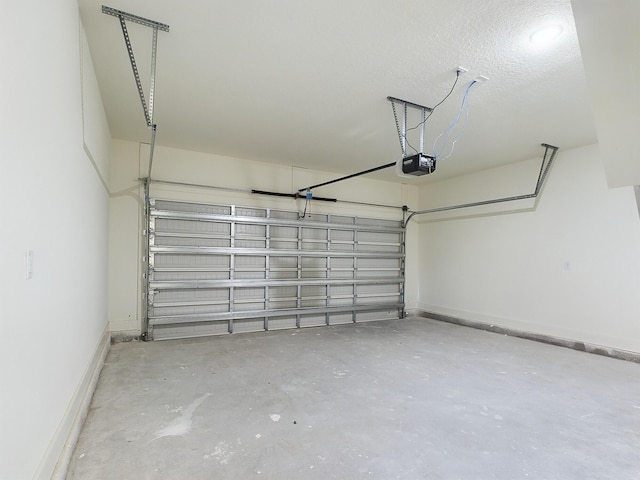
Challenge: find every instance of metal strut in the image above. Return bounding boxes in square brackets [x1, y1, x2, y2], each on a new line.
[117, 14, 151, 127]
[102, 5, 169, 179]
[102, 6, 170, 31]
[404, 143, 559, 226]
[388, 96, 433, 157]
[103, 5, 169, 341]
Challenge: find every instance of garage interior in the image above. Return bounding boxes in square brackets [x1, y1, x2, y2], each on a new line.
[2, 1, 639, 479]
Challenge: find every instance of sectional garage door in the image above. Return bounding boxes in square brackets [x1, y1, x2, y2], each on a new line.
[146, 199, 405, 340]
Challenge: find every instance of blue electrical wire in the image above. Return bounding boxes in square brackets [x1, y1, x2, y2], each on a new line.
[441, 87, 474, 160]
[432, 80, 476, 158]
[401, 71, 461, 155]
[432, 80, 478, 160]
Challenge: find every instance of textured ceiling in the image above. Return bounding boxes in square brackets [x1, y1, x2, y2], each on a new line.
[78, 0, 597, 185]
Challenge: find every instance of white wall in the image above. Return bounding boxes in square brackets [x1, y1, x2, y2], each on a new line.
[417, 143, 640, 353]
[0, 2, 111, 479]
[571, 0, 640, 188]
[108, 142, 419, 334]
[108, 140, 144, 335]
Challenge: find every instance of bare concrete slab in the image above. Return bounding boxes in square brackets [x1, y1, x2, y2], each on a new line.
[66, 318, 640, 479]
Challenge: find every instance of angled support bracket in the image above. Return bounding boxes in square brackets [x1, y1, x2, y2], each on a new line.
[387, 96, 433, 158]
[388, 96, 437, 175]
[102, 5, 169, 179]
[102, 6, 169, 128]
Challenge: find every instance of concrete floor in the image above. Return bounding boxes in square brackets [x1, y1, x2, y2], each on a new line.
[67, 317, 640, 480]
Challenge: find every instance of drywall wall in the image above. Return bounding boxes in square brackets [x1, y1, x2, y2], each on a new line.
[108, 142, 419, 334]
[81, 28, 111, 189]
[571, 0, 640, 188]
[108, 140, 144, 335]
[0, 3, 110, 479]
[417, 143, 640, 353]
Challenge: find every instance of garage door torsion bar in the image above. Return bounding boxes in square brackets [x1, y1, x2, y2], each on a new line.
[102, 5, 169, 179]
[251, 189, 338, 203]
[404, 143, 559, 226]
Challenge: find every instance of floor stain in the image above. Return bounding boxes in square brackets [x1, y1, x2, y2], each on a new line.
[148, 392, 211, 443]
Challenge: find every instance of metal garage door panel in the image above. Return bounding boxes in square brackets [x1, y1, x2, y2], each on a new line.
[145, 200, 405, 340]
[153, 321, 230, 340]
[268, 316, 297, 330]
[233, 318, 266, 333]
[329, 313, 354, 324]
[153, 270, 230, 281]
[154, 252, 230, 266]
[299, 314, 326, 327]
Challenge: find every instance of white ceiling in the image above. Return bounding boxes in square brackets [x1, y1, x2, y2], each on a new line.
[78, 0, 597, 185]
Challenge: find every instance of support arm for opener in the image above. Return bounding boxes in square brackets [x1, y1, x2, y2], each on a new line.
[388, 96, 433, 158]
[297, 161, 397, 193]
[297, 96, 436, 193]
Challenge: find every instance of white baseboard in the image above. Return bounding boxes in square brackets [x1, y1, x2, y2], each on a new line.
[34, 326, 111, 480]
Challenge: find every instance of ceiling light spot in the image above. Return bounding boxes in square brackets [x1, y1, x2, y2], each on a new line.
[530, 25, 564, 46]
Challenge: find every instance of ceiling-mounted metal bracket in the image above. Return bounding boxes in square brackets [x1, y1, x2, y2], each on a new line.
[102, 6, 170, 32]
[102, 5, 169, 128]
[387, 96, 433, 158]
[102, 5, 169, 180]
